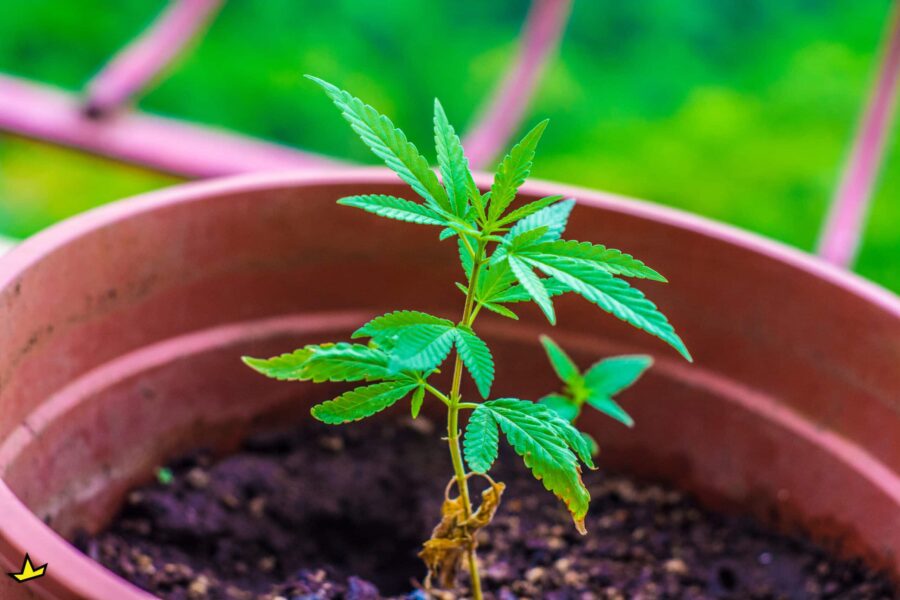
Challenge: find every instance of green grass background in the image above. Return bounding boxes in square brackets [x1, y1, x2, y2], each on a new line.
[0, 0, 896, 291]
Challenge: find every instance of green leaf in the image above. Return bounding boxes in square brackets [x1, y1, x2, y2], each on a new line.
[307, 76, 450, 212]
[539, 393, 579, 422]
[458, 234, 476, 278]
[337, 195, 447, 226]
[434, 99, 474, 217]
[410, 385, 426, 418]
[478, 399, 591, 533]
[242, 349, 313, 380]
[519, 239, 666, 282]
[479, 302, 520, 320]
[463, 405, 499, 473]
[439, 227, 457, 240]
[586, 393, 634, 428]
[584, 355, 653, 397]
[539, 335, 580, 384]
[489, 277, 569, 304]
[454, 326, 495, 398]
[546, 415, 596, 469]
[506, 199, 575, 244]
[391, 324, 457, 371]
[300, 343, 393, 382]
[488, 120, 549, 221]
[496, 195, 564, 226]
[507, 256, 556, 324]
[311, 381, 418, 424]
[353, 310, 454, 346]
[518, 255, 691, 360]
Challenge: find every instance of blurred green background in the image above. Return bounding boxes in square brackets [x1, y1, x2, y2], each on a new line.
[0, 0, 897, 290]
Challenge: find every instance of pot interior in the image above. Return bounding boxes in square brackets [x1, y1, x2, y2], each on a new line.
[0, 171, 897, 598]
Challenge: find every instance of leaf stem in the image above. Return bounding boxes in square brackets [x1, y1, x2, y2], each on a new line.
[446, 237, 488, 600]
[424, 383, 452, 406]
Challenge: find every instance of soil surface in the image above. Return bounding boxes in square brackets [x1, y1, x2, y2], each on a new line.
[76, 416, 897, 599]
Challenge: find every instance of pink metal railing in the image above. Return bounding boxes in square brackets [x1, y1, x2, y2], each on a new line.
[817, 2, 900, 268]
[0, 0, 896, 272]
[463, 0, 572, 168]
[83, 0, 223, 117]
[0, 0, 569, 178]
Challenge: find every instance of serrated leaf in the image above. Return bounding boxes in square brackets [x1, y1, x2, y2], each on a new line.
[434, 99, 474, 217]
[337, 195, 447, 226]
[439, 227, 457, 240]
[391, 324, 457, 372]
[518, 255, 691, 360]
[463, 405, 499, 473]
[479, 302, 519, 320]
[242, 349, 313, 380]
[520, 239, 666, 282]
[488, 120, 549, 221]
[454, 326, 495, 398]
[479, 399, 591, 532]
[410, 385, 426, 418]
[458, 234, 476, 278]
[300, 343, 392, 382]
[311, 381, 418, 424]
[496, 195, 564, 226]
[546, 416, 596, 469]
[489, 277, 569, 304]
[508, 256, 556, 324]
[586, 393, 634, 428]
[307, 76, 450, 212]
[539, 335, 580, 384]
[354, 310, 454, 346]
[584, 355, 653, 397]
[539, 393, 579, 422]
[506, 199, 575, 244]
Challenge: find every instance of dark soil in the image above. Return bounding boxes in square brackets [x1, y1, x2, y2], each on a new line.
[75, 416, 897, 599]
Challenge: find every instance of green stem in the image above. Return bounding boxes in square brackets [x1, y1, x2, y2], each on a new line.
[445, 238, 488, 600]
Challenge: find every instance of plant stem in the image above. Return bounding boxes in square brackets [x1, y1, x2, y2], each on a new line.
[446, 237, 488, 600]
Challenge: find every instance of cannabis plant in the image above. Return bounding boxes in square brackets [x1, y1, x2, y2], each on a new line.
[539, 335, 653, 455]
[243, 76, 691, 599]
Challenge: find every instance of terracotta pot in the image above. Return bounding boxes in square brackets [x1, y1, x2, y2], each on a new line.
[0, 169, 897, 599]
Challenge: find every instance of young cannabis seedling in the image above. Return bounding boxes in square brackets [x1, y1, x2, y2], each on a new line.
[539, 335, 653, 455]
[243, 76, 692, 599]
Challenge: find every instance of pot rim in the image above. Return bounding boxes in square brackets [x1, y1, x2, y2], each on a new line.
[0, 167, 897, 599]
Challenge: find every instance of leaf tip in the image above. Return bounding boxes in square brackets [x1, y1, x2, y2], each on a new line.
[574, 518, 587, 535]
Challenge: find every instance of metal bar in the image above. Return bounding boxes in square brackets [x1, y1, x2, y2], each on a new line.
[0, 74, 344, 178]
[817, 2, 900, 268]
[462, 0, 572, 169]
[83, 0, 224, 117]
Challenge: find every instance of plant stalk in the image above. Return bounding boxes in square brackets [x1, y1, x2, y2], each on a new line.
[445, 237, 488, 600]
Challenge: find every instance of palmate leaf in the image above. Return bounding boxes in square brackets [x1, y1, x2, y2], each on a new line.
[242, 343, 398, 383]
[539, 335, 580, 383]
[584, 355, 653, 396]
[538, 393, 580, 423]
[488, 120, 549, 221]
[464, 399, 592, 533]
[242, 349, 313, 381]
[463, 405, 499, 473]
[353, 310, 454, 347]
[337, 195, 447, 226]
[508, 255, 556, 324]
[311, 381, 418, 424]
[307, 76, 451, 213]
[586, 393, 634, 428]
[506, 199, 575, 244]
[516, 254, 691, 361]
[410, 385, 426, 418]
[391, 324, 458, 372]
[455, 326, 495, 398]
[434, 99, 475, 217]
[489, 278, 569, 304]
[519, 239, 666, 282]
[496, 195, 564, 227]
